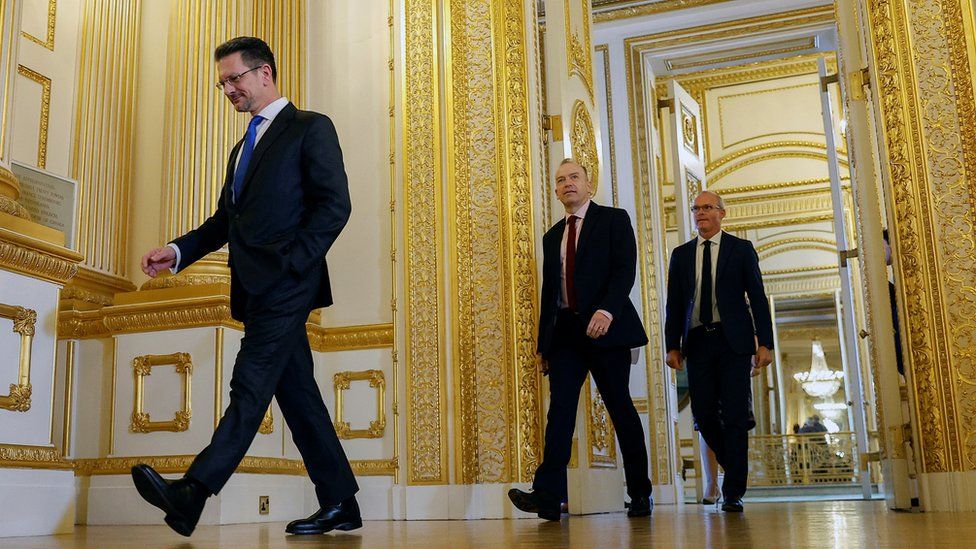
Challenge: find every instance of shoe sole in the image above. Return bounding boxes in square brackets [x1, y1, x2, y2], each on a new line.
[507, 490, 539, 514]
[286, 519, 363, 535]
[130, 466, 194, 537]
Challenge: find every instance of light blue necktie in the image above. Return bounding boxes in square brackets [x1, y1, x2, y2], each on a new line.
[232, 115, 265, 202]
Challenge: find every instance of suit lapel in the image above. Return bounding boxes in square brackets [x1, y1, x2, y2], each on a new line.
[238, 103, 297, 202]
[685, 238, 698, 293]
[716, 232, 734, 281]
[574, 202, 600, 258]
[548, 219, 566, 280]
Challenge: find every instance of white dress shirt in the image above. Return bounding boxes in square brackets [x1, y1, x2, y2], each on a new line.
[690, 230, 722, 328]
[168, 97, 291, 272]
[558, 200, 611, 321]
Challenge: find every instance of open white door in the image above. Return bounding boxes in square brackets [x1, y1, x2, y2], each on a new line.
[666, 80, 707, 243]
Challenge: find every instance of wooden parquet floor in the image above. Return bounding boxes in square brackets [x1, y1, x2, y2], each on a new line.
[3, 500, 974, 548]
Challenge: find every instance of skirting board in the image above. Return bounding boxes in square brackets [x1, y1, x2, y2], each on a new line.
[0, 468, 75, 538]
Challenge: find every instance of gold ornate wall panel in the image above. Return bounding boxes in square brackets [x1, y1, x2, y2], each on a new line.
[161, 0, 305, 241]
[333, 369, 386, 439]
[403, 0, 448, 485]
[563, 0, 594, 103]
[865, 0, 976, 472]
[445, 0, 542, 484]
[72, 0, 140, 277]
[129, 352, 192, 433]
[593, 0, 734, 23]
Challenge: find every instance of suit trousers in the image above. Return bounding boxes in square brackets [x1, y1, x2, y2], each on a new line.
[533, 309, 653, 501]
[685, 324, 754, 501]
[186, 264, 359, 506]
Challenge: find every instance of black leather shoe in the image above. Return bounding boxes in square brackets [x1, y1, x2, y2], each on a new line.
[627, 496, 653, 517]
[130, 465, 208, 537]
[507, 488, 561, 521]
[286, 497, 362, 535]
[721, 498, 744, 513]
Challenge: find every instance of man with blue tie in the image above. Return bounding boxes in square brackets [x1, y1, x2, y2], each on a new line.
[132, 37, 359, 537]
[664, 191, 773, 513]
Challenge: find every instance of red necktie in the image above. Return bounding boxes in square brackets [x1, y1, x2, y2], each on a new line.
[566, 215, 578, 310]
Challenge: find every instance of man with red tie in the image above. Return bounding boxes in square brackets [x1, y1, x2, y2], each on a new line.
[508, 158, 652, 520]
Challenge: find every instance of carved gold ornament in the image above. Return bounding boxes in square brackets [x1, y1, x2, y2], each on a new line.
[681, 105, 699, 155]
[0, 304, 37, 412]
[570, 100, 600, 194]
[334, 369, 386, 439]
[258, 406, 274, 435]
[130, 353, 193, 433]
[585, 380, 617, 468]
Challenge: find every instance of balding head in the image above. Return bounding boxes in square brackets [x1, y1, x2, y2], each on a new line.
[692, 191, 726, 239]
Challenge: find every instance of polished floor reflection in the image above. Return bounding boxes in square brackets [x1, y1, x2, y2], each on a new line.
[4, 500, 974, 548]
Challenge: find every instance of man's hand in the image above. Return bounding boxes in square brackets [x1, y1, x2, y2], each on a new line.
[141, 246, 176, 278]
[586, 312, 612, 339]
[538, 354, 549, 376]
[754, 346, 773, 371]
[666, 349, 684, 371]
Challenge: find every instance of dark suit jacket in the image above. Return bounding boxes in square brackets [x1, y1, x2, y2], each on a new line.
[537, 202, 648, 359]
[664, 232, 773, 355]
[171, 102, 351, 321]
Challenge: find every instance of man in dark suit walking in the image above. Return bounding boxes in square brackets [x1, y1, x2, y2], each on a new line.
[508, 159, 652, 521]
[133, 37, 359, 537]
[664, 191, 773, 512]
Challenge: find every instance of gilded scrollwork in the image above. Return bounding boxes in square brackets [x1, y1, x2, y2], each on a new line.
[563, 0, 595, 103]
[570, 100, 600, 194]
[0, 304, 36, 412]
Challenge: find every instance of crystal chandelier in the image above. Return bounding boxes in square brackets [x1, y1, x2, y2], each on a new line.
[793, 339, 844, 398]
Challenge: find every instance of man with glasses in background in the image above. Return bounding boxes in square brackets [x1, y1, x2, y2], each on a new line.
[132, 36, 359, 537]
[664, 191, 773, 513]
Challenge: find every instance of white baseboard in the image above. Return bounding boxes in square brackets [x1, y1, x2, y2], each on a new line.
[0, 469, 75, 538]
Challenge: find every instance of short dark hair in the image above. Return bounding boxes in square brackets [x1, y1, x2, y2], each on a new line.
[214, 36, 277, 82]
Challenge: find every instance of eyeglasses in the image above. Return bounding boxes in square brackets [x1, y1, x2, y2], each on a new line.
[215, 66, 262, 90]
[690, 204, 723, 213]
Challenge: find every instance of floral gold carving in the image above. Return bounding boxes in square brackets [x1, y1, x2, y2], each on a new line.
[570, 100, 600, 194]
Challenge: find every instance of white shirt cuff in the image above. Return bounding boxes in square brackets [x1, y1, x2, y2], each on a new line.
[597, 309, 613, 321]
[167, 243, 182, 274]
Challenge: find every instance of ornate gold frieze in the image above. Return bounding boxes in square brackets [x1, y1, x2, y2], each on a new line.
[129, 353, 193, 433]
[0, 213, 82, 284]
[0, 444, 71, 470]
[570, 100, 600, 194]
[101, 285, 241, 334]
[333, 369, 386, 439]
[0, 303, 36, 412]
[0, 194, 29, 220]
[73, 455, 397, 477]
[404, 0, 448, 485]
[307, 323, 393, 353]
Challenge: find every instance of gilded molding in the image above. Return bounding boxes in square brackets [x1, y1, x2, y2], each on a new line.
[564, 0, 594, 103]
[593, 0, 734, 23]
[0, 194, 29, 219]
[73, 455, 397, 477]
[129, 353, 193, 433]
[0, 220, 82, 285]
[258, 406, 273, 435]
[404, 0, 448, 485]
[585, 381, 617, 468]
[307, 323, 393, 353]
[333, 369, 386, 439]
[20, 0, 56, 50]
[570, 100, 600, 194]
[0, 303, 36, 412]
[0, 444, 71, 470]
[16, 65, 50, 169]
[596, 44, 619, 206]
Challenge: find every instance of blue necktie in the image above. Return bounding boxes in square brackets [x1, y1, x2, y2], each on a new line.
[232, 115, 265, 202]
